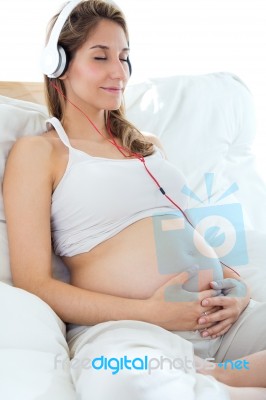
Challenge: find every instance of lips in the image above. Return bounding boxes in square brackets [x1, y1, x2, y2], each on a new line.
[101, 87, 123, 93]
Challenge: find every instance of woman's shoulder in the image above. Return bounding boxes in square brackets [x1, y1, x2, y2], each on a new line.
[4, 131, 69, 193]
[6, 133, 59, 174]
[10, 129, 63, 159]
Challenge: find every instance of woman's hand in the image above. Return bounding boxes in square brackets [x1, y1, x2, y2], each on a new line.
[146, 267, 222, 331]
[198, 278, 250, 338]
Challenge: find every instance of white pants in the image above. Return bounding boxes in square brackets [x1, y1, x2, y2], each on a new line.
[66, 300, 266, 400]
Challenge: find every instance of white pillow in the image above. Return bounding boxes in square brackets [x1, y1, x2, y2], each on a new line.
[0, 281, 76, 399]
[0, 95, 70, 285]
[0, 222, 11, 285]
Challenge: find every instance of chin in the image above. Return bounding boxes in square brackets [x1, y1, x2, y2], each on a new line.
[105, 103, 122, 112]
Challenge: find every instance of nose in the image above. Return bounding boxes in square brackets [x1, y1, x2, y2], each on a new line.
[109, 58, 129, 81]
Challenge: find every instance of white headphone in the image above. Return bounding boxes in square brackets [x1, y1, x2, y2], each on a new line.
[40, 0, 81, 78]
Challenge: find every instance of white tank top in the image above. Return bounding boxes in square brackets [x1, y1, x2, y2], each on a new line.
[48, 117, 188, 257]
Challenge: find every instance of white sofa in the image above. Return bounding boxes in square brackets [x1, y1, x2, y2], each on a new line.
[1, 72, 266, 399]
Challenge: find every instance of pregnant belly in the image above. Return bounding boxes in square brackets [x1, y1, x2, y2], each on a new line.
[64, 214, 223, 299]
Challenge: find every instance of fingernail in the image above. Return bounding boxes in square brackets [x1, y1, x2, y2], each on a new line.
[198, 318, 206, 324]
[202, 299, 208, 306]
[211, 281, 218, 287]
[202, 331, 209, 337]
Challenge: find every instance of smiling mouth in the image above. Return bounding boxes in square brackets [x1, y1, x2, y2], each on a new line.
[101, 87, 123, 93]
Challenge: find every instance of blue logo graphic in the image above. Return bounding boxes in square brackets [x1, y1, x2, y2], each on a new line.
[152, 173, 248, 300]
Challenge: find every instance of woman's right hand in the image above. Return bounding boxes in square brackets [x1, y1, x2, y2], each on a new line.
[146, 268, 222, 331]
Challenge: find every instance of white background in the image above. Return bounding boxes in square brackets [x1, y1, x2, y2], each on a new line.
[1, 0, 266, 180]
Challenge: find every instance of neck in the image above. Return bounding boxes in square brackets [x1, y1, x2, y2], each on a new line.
[62, 102, 109, 142]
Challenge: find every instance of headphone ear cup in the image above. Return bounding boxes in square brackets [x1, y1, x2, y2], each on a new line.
[40, 44, 67, 78]
[51, 45, 68, 78]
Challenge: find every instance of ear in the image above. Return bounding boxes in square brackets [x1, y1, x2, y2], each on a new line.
[58, 62, 69, 80]
[59, 72, 68, 80]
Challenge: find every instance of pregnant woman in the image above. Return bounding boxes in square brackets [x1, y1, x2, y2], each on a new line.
[3, 1, 266, 399]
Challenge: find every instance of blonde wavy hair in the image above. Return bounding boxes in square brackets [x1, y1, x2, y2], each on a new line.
[44, 0, 154, 156]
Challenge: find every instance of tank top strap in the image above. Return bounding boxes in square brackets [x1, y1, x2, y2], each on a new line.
[46, 117, 71, 148]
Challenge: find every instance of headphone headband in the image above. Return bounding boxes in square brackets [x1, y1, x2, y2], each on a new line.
[48, 1, 81, 51]
[40, 1, 81, 78]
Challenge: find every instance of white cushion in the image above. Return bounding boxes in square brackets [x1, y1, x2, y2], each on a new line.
[0, 221, 12, 285]
[0, 282, 76, 399]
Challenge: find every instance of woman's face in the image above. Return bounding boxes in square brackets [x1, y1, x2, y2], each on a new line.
[62, 19, 130, 114]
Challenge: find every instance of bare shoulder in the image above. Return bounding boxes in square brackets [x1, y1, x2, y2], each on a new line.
[4, 134, 55, 183]
[8, 134, 53, 158]
[142, 131, 167, 158]
[6, 130, 63, 167]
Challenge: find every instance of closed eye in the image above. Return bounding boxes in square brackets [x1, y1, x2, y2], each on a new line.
[94, 57, 128, 62]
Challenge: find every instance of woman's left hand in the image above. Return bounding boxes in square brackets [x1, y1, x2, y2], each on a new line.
[197, 278, 250, 338]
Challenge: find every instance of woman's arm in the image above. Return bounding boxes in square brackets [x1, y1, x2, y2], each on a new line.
[3, 136, 219, 330]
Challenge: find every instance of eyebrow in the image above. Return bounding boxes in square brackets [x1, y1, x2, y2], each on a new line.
[89, 45, 130, 51]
